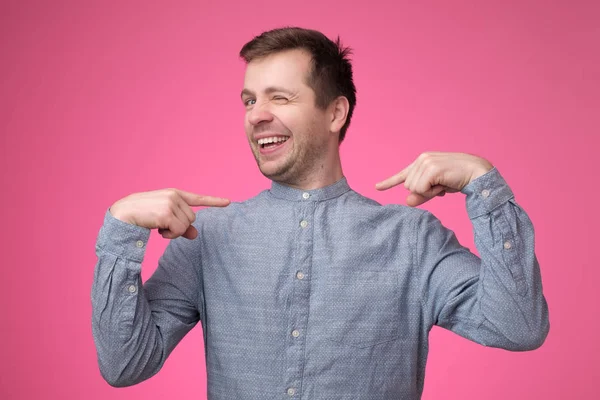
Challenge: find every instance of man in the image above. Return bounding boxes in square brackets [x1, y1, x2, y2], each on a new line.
[92, 27, 549, 399]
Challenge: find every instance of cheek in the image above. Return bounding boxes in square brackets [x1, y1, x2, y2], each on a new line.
[268, 111, 293, 135]
[243, 115, 252, 135]
[276, 109, 309, 134]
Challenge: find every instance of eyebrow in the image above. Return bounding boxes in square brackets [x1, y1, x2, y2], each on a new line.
[240, 86, 296, 99]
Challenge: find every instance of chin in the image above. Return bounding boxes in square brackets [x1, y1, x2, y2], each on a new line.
[259, 166, 283, 180]
[258, 161, 292, 182]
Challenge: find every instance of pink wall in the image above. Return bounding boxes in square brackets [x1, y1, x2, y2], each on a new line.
[1, 0, 598, 398]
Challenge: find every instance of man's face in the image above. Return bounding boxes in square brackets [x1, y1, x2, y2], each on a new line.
[241, 49, 332, 186]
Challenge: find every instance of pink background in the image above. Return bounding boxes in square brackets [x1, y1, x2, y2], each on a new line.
[1, 0, 598, 399]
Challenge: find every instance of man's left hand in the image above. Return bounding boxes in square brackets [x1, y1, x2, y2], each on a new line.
[375, 152, 493, 207]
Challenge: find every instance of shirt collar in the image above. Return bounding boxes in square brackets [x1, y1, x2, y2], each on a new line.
[269, 177, 351, 202]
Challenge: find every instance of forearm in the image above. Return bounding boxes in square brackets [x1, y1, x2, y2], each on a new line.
[422, 168, 549, 350]
[464, 171, 548, 350]
[92, 208, 202, 386]
[91, 210, 166, 386]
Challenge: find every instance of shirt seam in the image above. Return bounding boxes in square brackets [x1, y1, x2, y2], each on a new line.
[266, 188, 351, 203]
[414, 210, 430, 328]
[96, 245, 144, 264]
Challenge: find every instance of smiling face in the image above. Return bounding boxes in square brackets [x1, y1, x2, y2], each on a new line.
[241, 49, 335, 187]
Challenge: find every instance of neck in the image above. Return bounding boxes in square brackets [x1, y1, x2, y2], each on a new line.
[276, 150, 344, 191]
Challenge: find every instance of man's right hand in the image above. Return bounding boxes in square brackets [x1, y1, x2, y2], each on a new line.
[109, 189, 230, 240]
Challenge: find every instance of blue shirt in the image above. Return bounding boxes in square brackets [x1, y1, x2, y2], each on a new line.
[92, 167, 549, 399]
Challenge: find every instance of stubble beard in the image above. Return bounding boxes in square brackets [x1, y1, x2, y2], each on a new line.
[255, 137, 326, 187]
[253, 141, 296, 183]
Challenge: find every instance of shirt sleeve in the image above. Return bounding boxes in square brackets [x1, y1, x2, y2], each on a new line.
[416, 167, 549, 350]
[91, 209, 202, 387]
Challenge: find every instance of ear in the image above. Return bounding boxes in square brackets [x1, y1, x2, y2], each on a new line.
[328, 96, 350, 135]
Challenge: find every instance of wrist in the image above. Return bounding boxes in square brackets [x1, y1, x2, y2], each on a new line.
[470, 162, 493, 183]
[109, 202, 135, 225]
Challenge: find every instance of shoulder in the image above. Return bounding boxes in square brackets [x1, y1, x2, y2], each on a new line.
[193, 189, 269, 225]
[339, 190, 428, 234]
[347, 189, 424, 218]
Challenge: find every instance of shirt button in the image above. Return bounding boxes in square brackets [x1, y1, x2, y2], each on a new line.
[296, 271, 305, 280]
[302, 192, 310, 199]
[128, 285, 137, 293]
[481, 189, 490, 198]
[300, 220, 308, 228]
[136, 240, 144, 248]
[287, 388, 295, 396]
[503, 241, 512, 250]
[292, 330, 300, 338]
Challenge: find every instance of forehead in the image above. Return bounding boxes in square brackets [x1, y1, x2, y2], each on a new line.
[243, 49, 313, 91]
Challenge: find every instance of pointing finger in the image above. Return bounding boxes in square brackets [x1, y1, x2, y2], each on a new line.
[375, 168, 409, 191]
[176, 190, 231, 207]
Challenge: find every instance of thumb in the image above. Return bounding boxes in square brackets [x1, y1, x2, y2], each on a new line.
[406, 186, 446, 207]
[182, 225, 199, 240]
[422, 185, 447, 199]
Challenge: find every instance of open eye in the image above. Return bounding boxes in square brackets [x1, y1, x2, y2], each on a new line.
[244, 98, 256, 106]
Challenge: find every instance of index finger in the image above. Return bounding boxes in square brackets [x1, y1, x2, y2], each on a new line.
[176, 190, 231, 207]
[375, 168, 408, 191]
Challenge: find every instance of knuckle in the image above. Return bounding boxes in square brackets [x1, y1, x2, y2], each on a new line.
[160, 206, 172, 217]
[168, 201, 179, 213]
[165, 188, 179, 200]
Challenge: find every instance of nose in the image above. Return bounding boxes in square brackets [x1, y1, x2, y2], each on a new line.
[248, 102, 274, 126]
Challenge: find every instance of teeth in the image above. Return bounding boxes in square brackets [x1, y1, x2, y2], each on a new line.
[258, 136, 289, 145]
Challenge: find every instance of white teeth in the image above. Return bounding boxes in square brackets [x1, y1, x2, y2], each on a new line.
[258, 137, 289, 145]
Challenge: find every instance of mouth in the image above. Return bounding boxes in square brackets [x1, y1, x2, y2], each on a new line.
[257, 136, 290, 154]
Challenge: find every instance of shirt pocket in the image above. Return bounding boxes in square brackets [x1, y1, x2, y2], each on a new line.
[323, 269, 400, 348]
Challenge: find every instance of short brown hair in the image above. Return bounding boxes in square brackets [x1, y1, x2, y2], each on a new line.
[239, 27, 357, 143]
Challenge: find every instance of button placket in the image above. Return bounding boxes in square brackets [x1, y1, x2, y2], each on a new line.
[284, 201, 313, 397]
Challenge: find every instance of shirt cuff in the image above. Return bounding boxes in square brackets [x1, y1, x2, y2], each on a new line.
[96, 208, 151, 263]
[460, 166, 515, 219]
